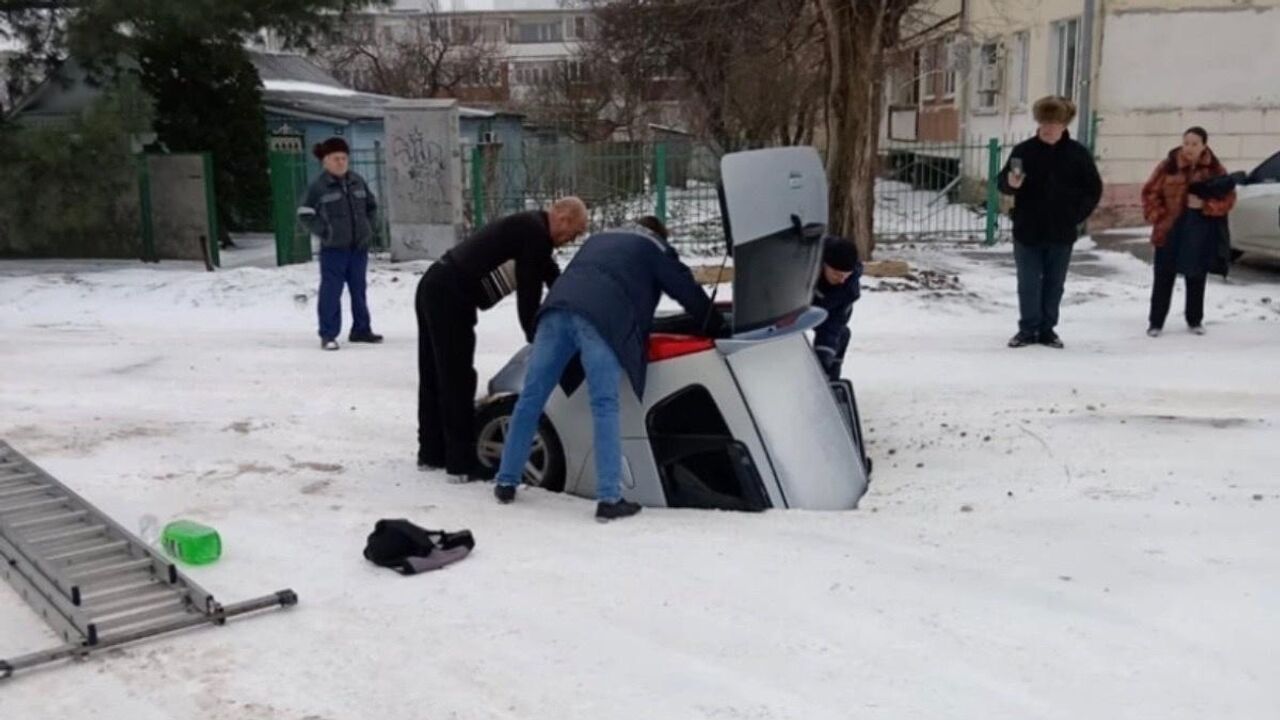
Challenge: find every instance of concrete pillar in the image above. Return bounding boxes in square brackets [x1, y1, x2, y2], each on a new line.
[384, 99, 463, 261]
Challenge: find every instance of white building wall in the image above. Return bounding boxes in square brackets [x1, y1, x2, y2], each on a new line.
[1092, 2, 1280, 225]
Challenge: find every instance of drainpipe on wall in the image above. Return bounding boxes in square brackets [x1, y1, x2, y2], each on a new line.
[1077, 0, 1097, 150]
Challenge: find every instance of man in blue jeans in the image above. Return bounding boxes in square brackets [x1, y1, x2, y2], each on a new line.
[493, 217, 724, 522]
[298, 137, 383, 351]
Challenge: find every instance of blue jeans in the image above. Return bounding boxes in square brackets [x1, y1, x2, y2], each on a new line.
[318, 247, 371, 341]
[1013, 241, 1073, 336]
[496, 310, 624, 503]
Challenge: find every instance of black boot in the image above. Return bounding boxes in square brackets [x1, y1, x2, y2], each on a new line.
[595, 499, 642, 523]
[349, 332, 384, 344]
[1007, 332, 1037, 348]
[494, 484, 516, 504]
[1039, 331, 1064, 349]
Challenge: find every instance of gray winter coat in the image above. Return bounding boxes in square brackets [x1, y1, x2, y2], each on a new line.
[297, 171, 378, 250]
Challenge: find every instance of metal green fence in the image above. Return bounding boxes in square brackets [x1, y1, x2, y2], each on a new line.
[268, 148, 391, 266]
[464, 141, 725, 255]
[875, 138, 1017, 245]
[268, 136, 1079, 264]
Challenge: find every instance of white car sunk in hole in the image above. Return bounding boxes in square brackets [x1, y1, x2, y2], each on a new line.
[474, 147, 870, 511]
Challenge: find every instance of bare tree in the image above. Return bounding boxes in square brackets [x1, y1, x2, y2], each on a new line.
[815, 0, 936, 260]
[513, 43, 650, 143]
[587, 0, 823, 151]
[319, 13, 504, 99]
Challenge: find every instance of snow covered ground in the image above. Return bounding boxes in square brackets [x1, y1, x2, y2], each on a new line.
[1, 239, 1278, 719]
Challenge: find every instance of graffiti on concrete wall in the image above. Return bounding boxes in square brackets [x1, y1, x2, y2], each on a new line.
[392, 128, 451, 222]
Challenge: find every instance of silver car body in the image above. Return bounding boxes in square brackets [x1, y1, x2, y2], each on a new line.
[1229, 150, 1280, 262]
[481, 147, 869, 511]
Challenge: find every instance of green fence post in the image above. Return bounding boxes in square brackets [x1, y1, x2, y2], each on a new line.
[136, 154, 157, 262]
[471, 145, 485, 228]
[269, 151, 291, 267]
[984, 137, 1001, 246]
[201, 152, 220, 268]
[654, 143, 668, 225]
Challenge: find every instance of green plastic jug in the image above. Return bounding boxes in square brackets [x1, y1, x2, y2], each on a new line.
[160, 520, 222, 565]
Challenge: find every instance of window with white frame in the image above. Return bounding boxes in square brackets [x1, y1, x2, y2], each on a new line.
[976, 42, 1000, 110]
[1050, 18, 1081, 100]
[513, 20, 563, 44]
[922, 42, 938, 100]
[943, 37, 958, 98]
[1010, 30, 1030, 106]
[891, 50, 920, 106]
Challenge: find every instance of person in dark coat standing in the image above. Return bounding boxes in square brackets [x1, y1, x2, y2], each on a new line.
[492, 217, 725, 522]
[998, 96, 1103, 349]
[416, 198, 588, 482]
[297, 138, 383, 351]
[811, 237, 862, 381]
[1140, 127, 1237, 337]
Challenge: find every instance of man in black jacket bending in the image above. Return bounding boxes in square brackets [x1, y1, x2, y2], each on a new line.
[416, 198, 589, 482]
[998, 96, 1103, 349]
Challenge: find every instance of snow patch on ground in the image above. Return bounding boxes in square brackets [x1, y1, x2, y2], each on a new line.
[1, 241, 1277, 719]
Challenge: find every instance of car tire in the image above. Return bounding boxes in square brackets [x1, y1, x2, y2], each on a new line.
[474, 395, 567, 491]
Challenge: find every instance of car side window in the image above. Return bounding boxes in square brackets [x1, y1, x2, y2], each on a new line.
[1248, 150, 1280, 184]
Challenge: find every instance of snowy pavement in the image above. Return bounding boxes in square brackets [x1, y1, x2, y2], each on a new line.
[0, 240, 1277, 719]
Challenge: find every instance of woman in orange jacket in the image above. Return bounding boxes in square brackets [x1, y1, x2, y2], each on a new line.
[1140, 127, 1236, 336]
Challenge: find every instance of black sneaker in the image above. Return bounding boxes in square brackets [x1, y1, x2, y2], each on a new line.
[349, 332, 384, 344]
[595, 499, 642, 523]
[1007, 332, 1037, 348]
[1040, 331, 1064, 349]
[494, 484, 516, 504]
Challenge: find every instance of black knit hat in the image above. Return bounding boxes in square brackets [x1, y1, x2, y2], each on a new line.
[823, 237, 859, 272]
[313, 137, 350, 160]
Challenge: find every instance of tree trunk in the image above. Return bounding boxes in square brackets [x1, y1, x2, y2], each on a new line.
[815, 0, 900, 261]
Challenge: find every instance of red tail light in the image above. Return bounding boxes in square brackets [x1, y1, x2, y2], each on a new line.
[647, 334, 715, 362]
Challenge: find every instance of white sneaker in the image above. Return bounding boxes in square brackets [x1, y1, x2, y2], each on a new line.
[1147, 327, 1161, 338]
[1189, 325, 1207, 336]
[446, 473, 472, 484]
[321, 339, 339, 351]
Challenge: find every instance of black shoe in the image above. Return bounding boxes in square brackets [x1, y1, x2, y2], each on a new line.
[595, 499, 642, 522]
[494, 484, 516, 504]
[1007, 332, 1037, 348]
[1040, 331, 1064, 349]
[417, 452, 443, 472]
[349, 332, 384, 344]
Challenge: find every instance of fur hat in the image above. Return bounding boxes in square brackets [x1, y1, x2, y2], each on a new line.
[1032, 96, 1077, 125]
[823, 237, 859, 272]
[313, 137, 350, 160]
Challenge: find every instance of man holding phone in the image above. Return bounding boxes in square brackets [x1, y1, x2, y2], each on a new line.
[998, 96, 1103, 349]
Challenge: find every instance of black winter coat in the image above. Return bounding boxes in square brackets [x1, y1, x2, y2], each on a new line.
[998, 131, 1103, 245]
[539, 228, 722, 398]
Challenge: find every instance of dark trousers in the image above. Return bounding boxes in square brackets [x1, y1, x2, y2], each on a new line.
[318, 247, 371, 341]
[415, 263, 479, 475]
[1149, 255, 1206, 329]
[1013, 241, 1073, 336]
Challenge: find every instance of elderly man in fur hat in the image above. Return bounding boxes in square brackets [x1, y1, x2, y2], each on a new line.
[298, 137, 383, 351]
[998, 96, 1103, 349]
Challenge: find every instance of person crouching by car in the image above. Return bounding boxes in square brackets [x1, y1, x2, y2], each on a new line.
[297, 138, 383, 351]
[812, 237, 862, 381]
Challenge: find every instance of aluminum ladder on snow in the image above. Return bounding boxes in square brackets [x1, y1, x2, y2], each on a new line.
[0, 441, 297, 680]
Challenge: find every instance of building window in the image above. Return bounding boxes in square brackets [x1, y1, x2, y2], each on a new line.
[569, 16, 588, 40]
[943, 37, 958, 98]
[922, 43, 938, 100]
[976, 42, 1000, 110]
[1051, 18, 1080, 100]
[1010, 30, 1029, 106]
[891, 50, 920, 106]
[514, 20, 563, 44]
